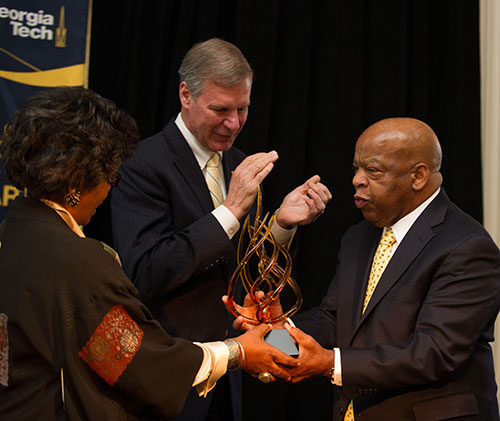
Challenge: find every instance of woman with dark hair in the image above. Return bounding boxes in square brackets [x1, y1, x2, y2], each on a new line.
[1, 87, 138, 226]
[0, 87, 296, 420]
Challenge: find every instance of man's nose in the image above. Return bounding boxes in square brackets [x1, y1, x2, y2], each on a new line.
[223, 110, 240, 131]
[352, 170, 366, 188]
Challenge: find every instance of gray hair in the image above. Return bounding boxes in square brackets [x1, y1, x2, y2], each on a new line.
[178, 38, 253, 98]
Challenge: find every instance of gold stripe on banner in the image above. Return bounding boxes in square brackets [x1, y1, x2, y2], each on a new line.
[0, 47, 41, 72]
[84, 0, 94, 88]
[0, 64, 85, 87]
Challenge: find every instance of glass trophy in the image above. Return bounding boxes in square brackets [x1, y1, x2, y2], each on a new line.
[226, 188, 302, 355]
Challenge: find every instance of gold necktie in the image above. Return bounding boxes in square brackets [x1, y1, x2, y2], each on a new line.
[345, 227, 396, 421]
[344, 403, 355, 421]
[362, 227, 396, 314]
[205, 152, 223, 208]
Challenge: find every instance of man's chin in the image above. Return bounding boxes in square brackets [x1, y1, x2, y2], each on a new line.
[209, 138, 236, 151]
[361, 209, 378, 226]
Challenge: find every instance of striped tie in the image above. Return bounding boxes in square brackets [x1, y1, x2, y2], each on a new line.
[205, 152, 223, 207]
[345, 227, 396, 420]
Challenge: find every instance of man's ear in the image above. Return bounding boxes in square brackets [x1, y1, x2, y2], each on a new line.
[179, 81, 192, 108]
[411, 163, 430, 191]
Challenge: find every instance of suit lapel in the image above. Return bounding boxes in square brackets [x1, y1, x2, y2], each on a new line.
[360, 221, 434, 321]
[221, 151, 237, 186]
[349, 226, 380, 332]
[174, 152, 214, 214]
[163, 121, 215, 215]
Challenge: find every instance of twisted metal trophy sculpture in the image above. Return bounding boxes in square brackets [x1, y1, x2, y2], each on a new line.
[226, 188, 302, 325]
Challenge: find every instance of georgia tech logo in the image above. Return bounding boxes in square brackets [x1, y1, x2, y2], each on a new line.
[0, 7, 58, 43]
[55, 6, 67, 47]
[0, 6, 84, 87]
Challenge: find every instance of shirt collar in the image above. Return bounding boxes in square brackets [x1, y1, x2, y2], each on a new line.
[175, 113, 222, 170]
[40, 199, 85, 238]
[387, 187, 441, 246]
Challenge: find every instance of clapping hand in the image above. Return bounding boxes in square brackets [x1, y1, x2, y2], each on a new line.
[224, 151, 278, 220]
[275, 175, 332, 229]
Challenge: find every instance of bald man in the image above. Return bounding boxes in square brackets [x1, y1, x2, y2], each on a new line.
[283, 118, 500, 420]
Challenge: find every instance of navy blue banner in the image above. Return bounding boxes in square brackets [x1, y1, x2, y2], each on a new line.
[0, 0, 92, 220]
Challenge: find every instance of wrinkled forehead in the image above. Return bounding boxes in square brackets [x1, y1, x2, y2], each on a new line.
[354, 130, 409, 161]
[197, 78, 252, 107]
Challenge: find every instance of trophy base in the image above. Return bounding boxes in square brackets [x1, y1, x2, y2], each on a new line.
[264, 328, 299, 357]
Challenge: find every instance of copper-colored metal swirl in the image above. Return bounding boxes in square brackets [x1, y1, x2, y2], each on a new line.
[226, 188, 302, 324]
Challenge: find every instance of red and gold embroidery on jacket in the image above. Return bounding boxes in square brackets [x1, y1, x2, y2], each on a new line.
[79, 305, 144, 385]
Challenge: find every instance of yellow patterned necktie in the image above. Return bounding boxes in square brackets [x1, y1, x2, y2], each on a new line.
[344, 227, 396, 421]
[205, 152, 223, 207]
[362, 227, 396, 313]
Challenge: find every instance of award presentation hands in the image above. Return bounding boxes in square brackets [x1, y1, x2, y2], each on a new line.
[236, 324, 299, 381]
[224, 151, 279, 220]
[284, 325, 333, 383]
[225, 302, 333, 383]
[222, 292, 285, 331]
[275, 175, 332, 229]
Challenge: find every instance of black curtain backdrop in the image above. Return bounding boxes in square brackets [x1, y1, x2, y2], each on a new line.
[86, 1, 481, 419]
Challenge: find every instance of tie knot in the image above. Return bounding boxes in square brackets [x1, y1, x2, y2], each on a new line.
[380, 227, 396, 246]
[207, 152, 221, 169]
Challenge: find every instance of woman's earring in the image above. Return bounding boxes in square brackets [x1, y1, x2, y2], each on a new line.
[64, 190, 81, 207]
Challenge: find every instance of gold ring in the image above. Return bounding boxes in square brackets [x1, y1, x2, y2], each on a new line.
[257, 372, 273, 384]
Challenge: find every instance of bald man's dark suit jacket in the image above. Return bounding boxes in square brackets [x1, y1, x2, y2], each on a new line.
[111, 118, 252, 421]
[296, 190, 500, 420]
